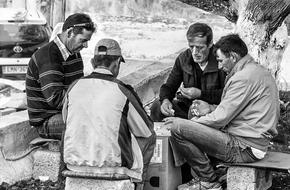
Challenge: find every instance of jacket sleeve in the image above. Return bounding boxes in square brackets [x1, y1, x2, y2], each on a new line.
[200, 69, 226, 104]
[35, 51, 66, 109]
[118, 83, 155, 137]
[193, 77, 251, 129]
[159, 56, 183, 102]
[127, 102, 153, 138]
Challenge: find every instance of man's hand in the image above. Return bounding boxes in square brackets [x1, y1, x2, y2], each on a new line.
[189, 100, 212, 117]
[179, 86, 201, 100]
[160, 99, 175, 117]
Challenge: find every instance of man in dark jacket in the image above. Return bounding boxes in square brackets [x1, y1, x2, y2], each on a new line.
[150, 23, 226, 121]
[150, 23, 226, 183]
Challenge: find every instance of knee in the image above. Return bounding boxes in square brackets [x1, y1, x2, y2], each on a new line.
[169, 119, 182, 137]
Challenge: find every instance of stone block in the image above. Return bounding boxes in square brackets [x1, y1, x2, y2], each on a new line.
[0, 110, 39, 160]
[32, 149, 60, 182]
[227, 166, 272, 190]
[65, 177, 134, 190]
[0, 153, 33, 185]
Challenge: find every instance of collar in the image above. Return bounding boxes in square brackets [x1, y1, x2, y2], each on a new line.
[54, 35, 72, 61]
[182, 48, 218, 75]
[228, 54, 254, 77]
[198, 61, 208, 71]
[225, 54, 254, 83]
[93, 68, 114, 75]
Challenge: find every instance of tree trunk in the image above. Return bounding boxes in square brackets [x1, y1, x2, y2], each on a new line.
[235, 0, 289, 79]
[178, 0, 290, 81]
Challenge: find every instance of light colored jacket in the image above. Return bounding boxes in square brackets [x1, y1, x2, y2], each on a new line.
[62, 69, 155, 181]
[194, 55, 279, 150]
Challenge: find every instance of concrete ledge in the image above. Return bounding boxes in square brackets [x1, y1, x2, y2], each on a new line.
[65, 178, 134, 190]
[0, 108, 16, 117]
[32, 149, 60, 182]
[121, 61, 172, 104]
[227, 166, 272, 190]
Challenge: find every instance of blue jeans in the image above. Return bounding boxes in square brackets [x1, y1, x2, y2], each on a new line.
[169, 118, 259, 182]
[37, 113, 65, 140]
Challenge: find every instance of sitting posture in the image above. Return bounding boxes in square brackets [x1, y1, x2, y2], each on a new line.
[26, 13, 96, 140]
[62, 38, 156, 189]
[150, 22, 226, 121]
[166, 34, 279, 190]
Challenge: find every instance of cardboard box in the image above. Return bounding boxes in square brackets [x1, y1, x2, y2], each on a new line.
[144, 123, 182, 190]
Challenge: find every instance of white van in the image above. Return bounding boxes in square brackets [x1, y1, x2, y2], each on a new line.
[0, 8, 52, 80]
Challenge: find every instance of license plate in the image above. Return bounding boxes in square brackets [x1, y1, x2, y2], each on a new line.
[2, 66, 27, 74]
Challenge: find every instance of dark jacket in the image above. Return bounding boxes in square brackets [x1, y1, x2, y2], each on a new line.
[159, 48, 226, 105]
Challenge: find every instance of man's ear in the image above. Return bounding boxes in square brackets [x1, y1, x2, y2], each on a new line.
[67, 28, 73, 38]
[208, 41, 213, 49]
[229, 52, 240, 63]
[90, 58, 96, 69]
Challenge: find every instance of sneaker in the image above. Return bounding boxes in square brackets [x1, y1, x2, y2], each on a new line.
[177, 178, 222, 190]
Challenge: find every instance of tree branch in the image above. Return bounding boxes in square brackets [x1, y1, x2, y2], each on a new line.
[177, 0, 238, 23]
[245, 0, 290, 48]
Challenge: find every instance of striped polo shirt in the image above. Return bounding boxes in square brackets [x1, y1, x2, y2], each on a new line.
[26, 36, 84, 127]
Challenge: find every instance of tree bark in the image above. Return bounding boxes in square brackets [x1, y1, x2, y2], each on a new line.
[178, 0, 290, 80]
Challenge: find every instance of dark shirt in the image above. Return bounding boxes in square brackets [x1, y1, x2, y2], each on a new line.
[26, 41, 84, 126]
[159, 48, 226, 105]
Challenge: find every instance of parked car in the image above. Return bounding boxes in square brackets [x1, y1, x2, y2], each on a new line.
[0, 8, 52, 80]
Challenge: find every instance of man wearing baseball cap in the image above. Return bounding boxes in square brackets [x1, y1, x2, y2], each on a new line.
[62, 38, 156, 189]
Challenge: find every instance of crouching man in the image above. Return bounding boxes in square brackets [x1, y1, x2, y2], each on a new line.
[166, 34, 279, 190]
[62, 38, 156, 189]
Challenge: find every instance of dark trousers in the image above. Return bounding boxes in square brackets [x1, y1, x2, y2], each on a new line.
[150, 98, 191, 122]
[36, 113, 65, 140]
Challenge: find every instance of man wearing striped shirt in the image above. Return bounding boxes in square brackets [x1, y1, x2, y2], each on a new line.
[26, 13, 96, 140]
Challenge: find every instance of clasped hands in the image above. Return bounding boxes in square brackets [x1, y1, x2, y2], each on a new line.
[161, 85, 201, 117]
[163, 99, 212, 128]
[189, 99, 212, 118]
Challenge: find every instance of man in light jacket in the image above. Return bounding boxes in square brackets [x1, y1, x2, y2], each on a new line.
[62, 38, 156, 189]
[165, 34, 279, 190]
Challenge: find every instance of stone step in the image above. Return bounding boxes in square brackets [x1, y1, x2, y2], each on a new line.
[65, 178, 134, 190]
[227, 166, 272, 190]
[32, 149, 61, 182]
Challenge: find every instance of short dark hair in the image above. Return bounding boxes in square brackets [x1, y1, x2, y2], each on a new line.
[92, 55, 120, 68]
[62, 13, 96, 34]
[215, 34, 248, 58]
[186, 23, 213, 46]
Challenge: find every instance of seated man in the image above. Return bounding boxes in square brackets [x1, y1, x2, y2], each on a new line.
[166, 34, 279, 190]
[26, 13, 96, 140]
[62, 38, 156, 189]
[150, 22, 226, 121]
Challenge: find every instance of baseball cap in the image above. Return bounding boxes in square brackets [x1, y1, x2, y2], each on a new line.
[94, 38, 125, 62]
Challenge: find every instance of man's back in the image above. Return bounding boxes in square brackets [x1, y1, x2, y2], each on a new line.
[224, 61, 279, 138]
[63, 71, 154, 181]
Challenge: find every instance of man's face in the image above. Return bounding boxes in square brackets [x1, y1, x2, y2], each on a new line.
[187, 36, 211, 64]
[216, 49, 235, 74]
[67, 29, 93, 53]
